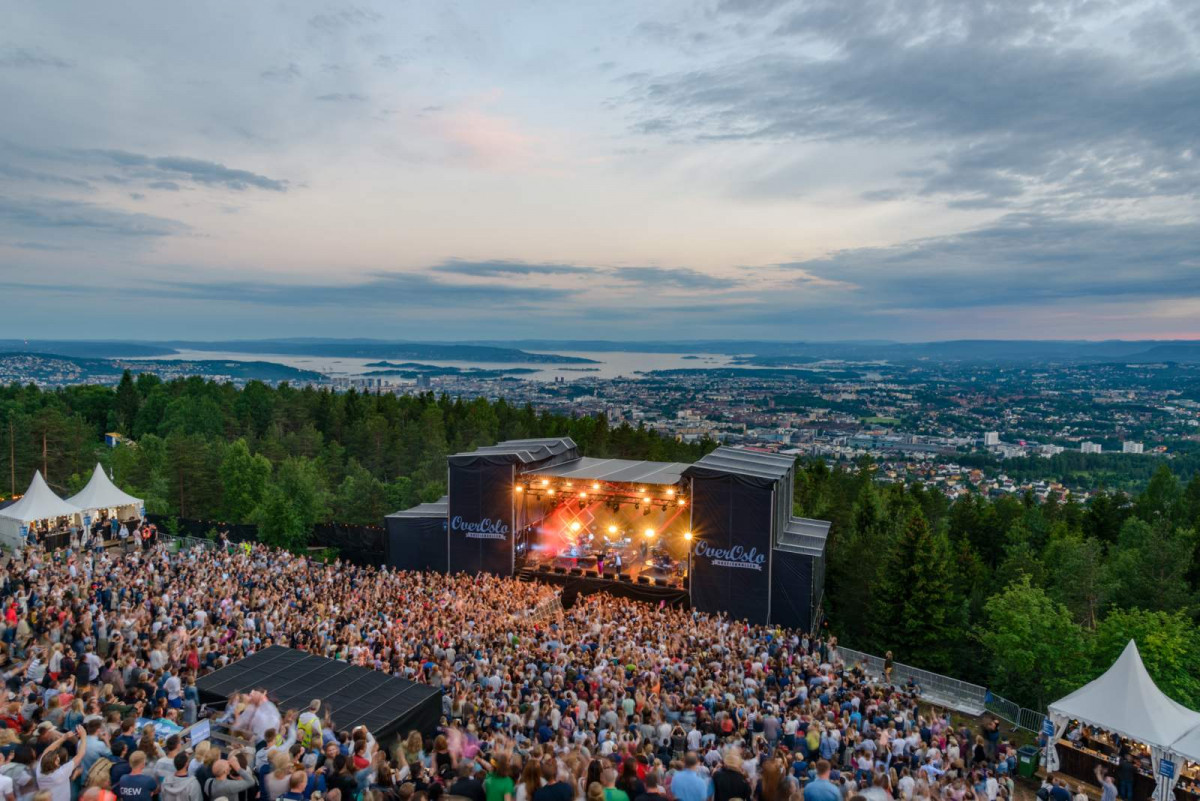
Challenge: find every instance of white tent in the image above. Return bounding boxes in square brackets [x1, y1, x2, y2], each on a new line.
[0, 471, 82, 549]
[66, 463, 144, 520]
[1170, 724, 1200, 767]
[1046, 640, 1200, 801]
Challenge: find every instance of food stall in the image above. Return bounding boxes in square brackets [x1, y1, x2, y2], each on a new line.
[1046, 641, 1200, 801]
[1167, 725, 1200, 801]
[66, 462, 145, 538]
[0, 470, 83, 551]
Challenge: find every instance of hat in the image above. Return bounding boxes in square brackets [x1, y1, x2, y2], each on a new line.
[36, 721, 55, 733]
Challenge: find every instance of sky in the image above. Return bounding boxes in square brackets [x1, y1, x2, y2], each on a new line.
[1, 0, 1198, 342]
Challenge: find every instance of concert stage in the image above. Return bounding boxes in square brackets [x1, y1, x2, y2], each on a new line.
[385, 438, 830, 629]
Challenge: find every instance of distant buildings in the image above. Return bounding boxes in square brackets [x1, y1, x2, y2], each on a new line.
[983, 431, 1000, 446]
[1081, 441, 1102, 454]
[1122, 441, 1144, 454]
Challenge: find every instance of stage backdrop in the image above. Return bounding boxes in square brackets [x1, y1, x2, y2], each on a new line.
[687, 473, 774, 623]
[446, 461, 515, 576]
[385, 497, 448, 573]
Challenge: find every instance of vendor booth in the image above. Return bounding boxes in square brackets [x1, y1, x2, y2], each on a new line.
[0, 470, 83, 550]
[66, 463, 145, 537]
[1167, 726, 1200, 801]
[1046, 640, 1200, 801]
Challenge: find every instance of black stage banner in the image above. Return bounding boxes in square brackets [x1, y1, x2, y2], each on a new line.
[447, 461, 514, 576]
[146, 516, 386, 567]
[385, 515, 448, 573]
[770, 548, 815, 631]
[688, 474, 773, 623]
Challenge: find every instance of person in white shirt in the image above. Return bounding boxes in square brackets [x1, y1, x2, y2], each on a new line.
[35, 727, 87, 801]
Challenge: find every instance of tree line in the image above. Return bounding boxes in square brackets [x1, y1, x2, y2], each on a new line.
[3, 373, 1200, 711]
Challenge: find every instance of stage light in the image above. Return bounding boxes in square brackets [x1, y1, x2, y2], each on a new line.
[565, 482, 573, 488]
[569, 521, 582, 533]
[608, 525, 618, 535]
[677, 498, 686, 507]
[548, 489, 556, 496]
[592, 483, 600, 490]
[684, 531, 693, 540]
[541, 479, 549, 487]
[644, 527, 655, 538]
[514, 485, 523, 493]
[666, 489, 675, 497]
[579, 491, 587, 498]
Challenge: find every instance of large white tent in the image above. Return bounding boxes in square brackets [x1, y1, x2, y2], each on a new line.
[66, 463, 144, 523]
[0, 471, 82, 549]
[1170, 725, 1200, 769]
[1046, 640, 1200, 801]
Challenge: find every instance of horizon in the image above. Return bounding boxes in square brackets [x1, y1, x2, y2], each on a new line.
[3, 2, 1199, 340]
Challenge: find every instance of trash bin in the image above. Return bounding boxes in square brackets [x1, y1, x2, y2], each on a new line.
[1017, 745, 1040, 778]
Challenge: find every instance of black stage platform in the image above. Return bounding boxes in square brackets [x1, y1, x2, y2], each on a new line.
[518, 567, 690, 608]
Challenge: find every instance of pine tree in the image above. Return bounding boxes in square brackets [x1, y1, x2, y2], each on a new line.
[877, 512, 959, 673]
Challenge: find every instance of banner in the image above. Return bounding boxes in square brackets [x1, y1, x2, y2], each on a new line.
[688, 474, 773, 623]
[447, 461, 514, 576]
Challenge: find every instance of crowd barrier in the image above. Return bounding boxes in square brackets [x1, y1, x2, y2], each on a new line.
[835, 644, 1047, 733]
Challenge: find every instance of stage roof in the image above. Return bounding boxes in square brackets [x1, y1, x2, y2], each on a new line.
[448, 437, 580, 469]
[196, 646, 442, 739]
[683, 446, 796, 488]
[524, 457, 687, 486]
[777, 517, 831, 557]
[387, 496, 448, 519]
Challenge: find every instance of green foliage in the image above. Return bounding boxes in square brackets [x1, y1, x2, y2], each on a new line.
[876, 513, 959, 672]
[219, 438, 271, 522]
[1104, 518, 1196, 613]
[1091, 608, 1200, 708]
[980, 576, 1091, 709]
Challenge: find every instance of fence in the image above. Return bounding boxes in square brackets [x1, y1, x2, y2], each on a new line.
[836, 645, 1045, 732]
[146, 515, 386, 566]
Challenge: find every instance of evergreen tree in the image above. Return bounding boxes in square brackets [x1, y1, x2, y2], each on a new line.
[114, 370, 141, 434]
[876, 512, 958, 673]
[219, 438, 271, 522]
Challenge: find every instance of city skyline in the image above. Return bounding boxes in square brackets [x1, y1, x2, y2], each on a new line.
[2, 0, 1198, 341]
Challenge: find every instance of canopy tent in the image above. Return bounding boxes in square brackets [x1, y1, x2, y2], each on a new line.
[1046, 640, 1200, 801]
[0, 471, 82, 549]
[66, 463, 144, 519]
[1171, 724, 1200, 767]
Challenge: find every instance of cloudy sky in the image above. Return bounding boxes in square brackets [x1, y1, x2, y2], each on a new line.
[1, 0, 1198, 341]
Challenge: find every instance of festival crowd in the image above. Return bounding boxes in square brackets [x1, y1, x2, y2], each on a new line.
[0, 541, 1033, 801]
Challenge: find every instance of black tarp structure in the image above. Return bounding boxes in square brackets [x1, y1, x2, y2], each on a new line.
[683, 447, 797, 624]
[385, 498, 448, 572]
[196, 646, 442, 741]
[446, 438, 579, 576]
[772, 517, 830, 630]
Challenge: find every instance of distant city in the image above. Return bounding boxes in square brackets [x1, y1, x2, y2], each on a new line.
[3, 339, 1198, 499]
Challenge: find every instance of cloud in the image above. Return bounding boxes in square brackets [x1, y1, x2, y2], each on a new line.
[433, 259, 600, 277]
[0, 47, 73, 69]
[632, 0, 1200, 212]
[141, 270, 576, 308]
[784, 214, 1200, 310]
[308, 7, 382, 32]
[0, 162, 90, 188]
[315, 93, 368, 102]
[260, 63, 302, 82]
[81, 150, 288, 191]
[0, 196, 188, 238]
[614, 266, 743, 290]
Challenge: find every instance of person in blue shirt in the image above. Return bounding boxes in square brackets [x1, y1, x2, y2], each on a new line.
[804, 760, 840, 801]
[670, 754, 712, 801]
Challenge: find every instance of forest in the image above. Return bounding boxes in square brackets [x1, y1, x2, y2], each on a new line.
[2, 373, 1199, 713]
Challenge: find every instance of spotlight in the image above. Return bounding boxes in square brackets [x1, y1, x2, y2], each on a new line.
[565, 482, 573, 488]
[541, 479, 549, 487]
[548, 489, 556, 496]
[608, 524, 618, 535]
[677, 498, 686, 507]
[684, 531, 693, 540]
[569, 521, 582, 533]
[592, 483, 600, 490]
[579, 491, 587, 498]
[666, 489, 675, 497]
[514, 485, 523, 493]
[644, 528, 655, 538]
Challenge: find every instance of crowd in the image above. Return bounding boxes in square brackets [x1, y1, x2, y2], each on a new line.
[0, 540, 1031, 801]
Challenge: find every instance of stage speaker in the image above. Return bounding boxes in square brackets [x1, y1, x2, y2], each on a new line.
[655, 577, 669, 587]
[537, 563, 550, 572]
[586, 569, 599, 577]
[569, 568, 583, 576]
[637, 576, 651, 585]
[618, 573, 632, 583]
[554, 566, 567, 575]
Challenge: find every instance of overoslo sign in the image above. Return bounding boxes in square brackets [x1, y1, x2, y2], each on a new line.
[450, 516, 509, 540]
[694, 541, 766, 571]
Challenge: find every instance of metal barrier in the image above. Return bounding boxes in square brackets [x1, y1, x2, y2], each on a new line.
[837, 645, 988, 716]
[835, 645, 1046, 731]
